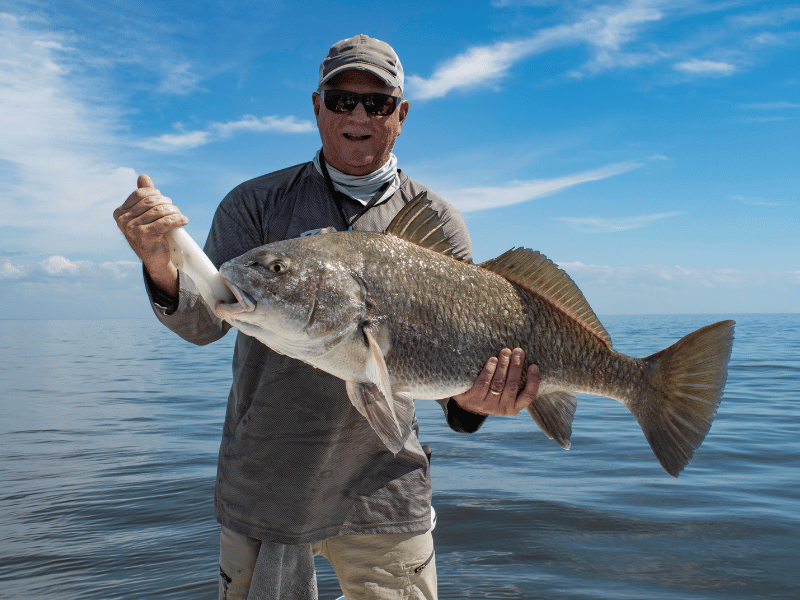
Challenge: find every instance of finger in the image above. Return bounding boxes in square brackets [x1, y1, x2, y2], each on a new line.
[514, 363, 540, 413]
[117, 206, 187, 252]
[489, 348, 512, 397]
[138, 173, 155, 189]
[124, 208, 188, 240]
[118, 194, 175, 222]
[498, 348, 525, 414]
[114, 186, 166, 217]
[473, 356, 498, 396]
[133, 203, 186, 228]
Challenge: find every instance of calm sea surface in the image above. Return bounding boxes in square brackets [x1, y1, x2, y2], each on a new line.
[1, 314, 798, 599]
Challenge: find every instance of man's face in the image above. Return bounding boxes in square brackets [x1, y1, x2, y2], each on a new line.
[313, 70, 409, 176]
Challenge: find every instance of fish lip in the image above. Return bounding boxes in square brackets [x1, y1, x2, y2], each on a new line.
[215, 275, 257, 317]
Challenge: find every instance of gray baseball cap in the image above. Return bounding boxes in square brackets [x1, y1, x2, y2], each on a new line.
[318, 34, 404, 93]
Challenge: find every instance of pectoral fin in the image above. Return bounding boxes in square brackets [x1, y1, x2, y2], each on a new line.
[346, 382, 415, 454]
[527, 391, 577, 450]
[363, 326, 393, 405]
[344, 326, 415, 454]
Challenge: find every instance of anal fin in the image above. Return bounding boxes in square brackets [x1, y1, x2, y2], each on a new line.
[527, 391, 577, 450]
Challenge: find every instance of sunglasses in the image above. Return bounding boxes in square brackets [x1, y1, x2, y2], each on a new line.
[320, 90, 403, 116]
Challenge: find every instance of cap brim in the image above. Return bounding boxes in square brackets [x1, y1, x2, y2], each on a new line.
[319, 64, 401, 91]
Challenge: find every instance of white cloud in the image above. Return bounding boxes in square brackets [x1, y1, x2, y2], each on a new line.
[672, 59, 736, 75]
[139, 115, 316, 151]
[0, 256, 148, 319]
[0, 14, 138, 256]
[39, 255, 80, 275]
[559, 262, 800, 314]
[0, 256, 141, 281]
[408, 0, 664, 98]
[408, 0, 800, 98]
[558, 212, 680, 233]
[139, 129, 213, 151]
[1, 261, 26, 280]
[214, 115, 317, 136]
[0, 14, 314, 260]
[443, 161, 643, 212]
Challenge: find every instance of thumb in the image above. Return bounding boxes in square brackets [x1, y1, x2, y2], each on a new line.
[138, 173, 155, 189]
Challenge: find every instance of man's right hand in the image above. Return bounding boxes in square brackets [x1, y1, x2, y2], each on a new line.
[113, 174, 188, 297]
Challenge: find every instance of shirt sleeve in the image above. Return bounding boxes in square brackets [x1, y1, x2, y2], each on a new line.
[143, 263, 231, 346]
[437, 399, 489, 434]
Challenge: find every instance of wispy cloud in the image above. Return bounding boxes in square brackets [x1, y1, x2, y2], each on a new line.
[408, 0, 664, 98]
[157, 62, 206, 95]
[409, 0, 800, 98]
[558, 212, 680, 233]
[740, 101, 800, 110]
[0, 14, 138, 256]
[731, 195, 783, 207]
[738, 101, 800, 123]
[139, 115, 316, 151]
[560, 262, 800, 313]
[728, 6, 800, 28]
[443, 161, 643, 212]
[672, 59, 735, 76]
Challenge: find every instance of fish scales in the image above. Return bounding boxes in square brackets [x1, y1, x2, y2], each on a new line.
[215, 192, 734, 476]
[355, 233, 618, 400]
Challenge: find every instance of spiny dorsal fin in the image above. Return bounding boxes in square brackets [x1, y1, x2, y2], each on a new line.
[480, 248, 612, 348]
[384, 192, 460, 258]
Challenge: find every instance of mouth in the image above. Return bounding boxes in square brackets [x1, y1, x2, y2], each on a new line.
[215, 277, 257, 318]
[343, 133, 371, 141]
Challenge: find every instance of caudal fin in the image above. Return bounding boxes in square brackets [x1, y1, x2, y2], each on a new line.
[633, 320, 735, 477]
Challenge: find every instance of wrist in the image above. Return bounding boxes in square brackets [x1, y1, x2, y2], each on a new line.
[144, 262, 179, 298]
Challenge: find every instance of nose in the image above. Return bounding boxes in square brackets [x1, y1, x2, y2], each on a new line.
[348, 101, 370, 122]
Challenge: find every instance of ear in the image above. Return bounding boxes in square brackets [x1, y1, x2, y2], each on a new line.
[396, 99, 409, 131]
[312, 92, 322, 119]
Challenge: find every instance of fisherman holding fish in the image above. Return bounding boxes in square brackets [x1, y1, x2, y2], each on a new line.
[115, 35, 540, 600]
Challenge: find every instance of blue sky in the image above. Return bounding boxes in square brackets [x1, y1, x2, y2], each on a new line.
[1, 0, 798, 319]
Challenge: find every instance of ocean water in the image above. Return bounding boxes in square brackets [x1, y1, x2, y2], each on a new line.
[1, 314, 798, 599]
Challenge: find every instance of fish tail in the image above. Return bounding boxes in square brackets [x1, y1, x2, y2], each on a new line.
[632, 320, 735, 477]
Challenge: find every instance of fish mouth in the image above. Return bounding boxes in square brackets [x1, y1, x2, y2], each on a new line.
[215, 277, 257, 318]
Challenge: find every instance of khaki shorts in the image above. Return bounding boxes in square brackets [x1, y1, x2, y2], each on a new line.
[219, 525, 436, 600]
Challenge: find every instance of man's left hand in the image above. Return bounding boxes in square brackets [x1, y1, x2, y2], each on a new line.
[451, 348, 539, 416]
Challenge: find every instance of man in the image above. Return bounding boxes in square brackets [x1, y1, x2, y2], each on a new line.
[114, 35, 539, 600]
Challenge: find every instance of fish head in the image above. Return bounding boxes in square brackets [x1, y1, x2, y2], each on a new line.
[215, 236, 367, 359]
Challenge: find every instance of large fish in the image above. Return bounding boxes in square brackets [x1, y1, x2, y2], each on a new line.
[215, 193, 734, 477]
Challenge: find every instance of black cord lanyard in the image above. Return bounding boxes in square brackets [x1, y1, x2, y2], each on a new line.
[318, 149, 394, 230]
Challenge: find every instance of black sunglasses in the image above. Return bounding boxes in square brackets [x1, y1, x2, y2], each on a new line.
[320, 89, 403, 116]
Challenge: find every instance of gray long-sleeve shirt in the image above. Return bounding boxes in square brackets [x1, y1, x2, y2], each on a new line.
[145, 161, 486, 544]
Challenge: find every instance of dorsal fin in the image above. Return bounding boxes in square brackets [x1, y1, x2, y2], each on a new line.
[480, 248, 612, 348]
[384, 192, 460, 258]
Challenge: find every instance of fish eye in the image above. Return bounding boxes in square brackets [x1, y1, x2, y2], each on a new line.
[267, 260, 287, 274]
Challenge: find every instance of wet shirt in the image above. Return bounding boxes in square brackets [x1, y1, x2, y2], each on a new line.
[145, 162, 486, 544]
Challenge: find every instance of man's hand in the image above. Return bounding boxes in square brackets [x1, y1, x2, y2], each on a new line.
[113, 174, 188, 297]
[451, 348, 539, 416]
